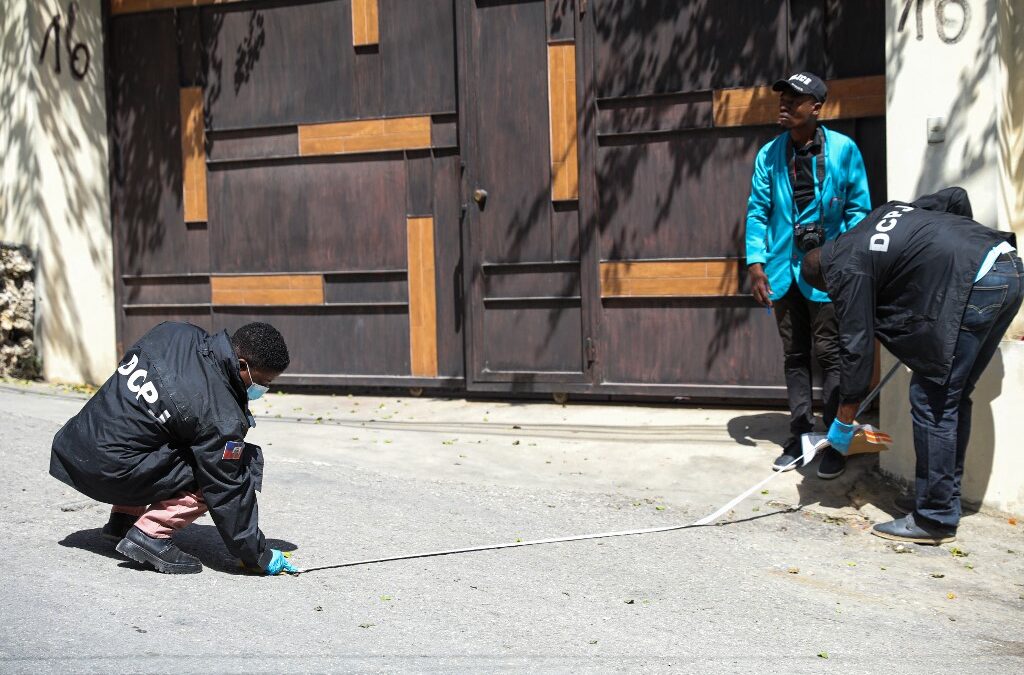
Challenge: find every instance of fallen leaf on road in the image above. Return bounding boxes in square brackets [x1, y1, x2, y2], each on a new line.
[787, 567, 800, 575]
[817, 652, 829, 659]
[947, 592, 956, 600]
[931, 573, 945, 578]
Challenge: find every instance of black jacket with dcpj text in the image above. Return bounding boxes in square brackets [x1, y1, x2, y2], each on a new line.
[50, 322, 272, 569]
[819, 188, 1015, 403]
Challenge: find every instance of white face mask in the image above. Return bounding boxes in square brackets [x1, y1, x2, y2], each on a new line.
[243, 361, 269, 401]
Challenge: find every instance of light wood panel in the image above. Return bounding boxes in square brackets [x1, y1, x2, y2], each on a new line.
[712, 75, 885, 128]
[819, 76, 886, 121]
[111, 0, 242, 15]
[547, 43, 579, 202]
[407, 217, 438, 377]
[298, 116, 432, 156]
[351, 0, 380, 47]
[211, 275, 324, 305]
[600, 260, 743, 298]
[179, 86, 207, 223]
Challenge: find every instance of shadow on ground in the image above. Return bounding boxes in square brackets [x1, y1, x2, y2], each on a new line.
[59, 525, 297, 575]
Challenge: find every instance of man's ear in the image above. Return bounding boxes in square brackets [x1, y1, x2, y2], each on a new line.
[812, 101, 822, 117]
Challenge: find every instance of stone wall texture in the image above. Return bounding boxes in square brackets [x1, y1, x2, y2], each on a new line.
[1, 244, 39, 378]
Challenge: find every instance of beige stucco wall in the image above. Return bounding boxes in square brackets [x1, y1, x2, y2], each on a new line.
[0, 0, 115, 384]
[997, 0, 1024, 338]
[881, 0, 1024, 515]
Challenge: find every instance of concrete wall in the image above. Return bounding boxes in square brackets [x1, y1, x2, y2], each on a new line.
[0, 0, 115, 384]
[881, 0, 1024, 516]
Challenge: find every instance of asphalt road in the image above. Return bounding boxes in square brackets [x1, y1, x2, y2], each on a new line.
[1, 382, 1022, 673]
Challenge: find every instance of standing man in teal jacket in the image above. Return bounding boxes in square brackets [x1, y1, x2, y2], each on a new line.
[744, 71, 872, 478]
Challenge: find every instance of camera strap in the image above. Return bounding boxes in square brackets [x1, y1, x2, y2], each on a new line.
[789, 127, 826, 225]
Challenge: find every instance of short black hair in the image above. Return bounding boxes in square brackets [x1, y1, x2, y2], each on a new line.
[231, 322, 290, 373]
[801, 248, 826, 292]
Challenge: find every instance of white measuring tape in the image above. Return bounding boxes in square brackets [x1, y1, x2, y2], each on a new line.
[297, 363, 903, 575]
[297, 453, 806, 575]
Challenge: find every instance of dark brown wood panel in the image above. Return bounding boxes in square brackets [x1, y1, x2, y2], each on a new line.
[471, 0, 554, 264]
[481, 305, 583, 374]
[206, 156, 408, 274]
[546, 0, 574, 42]
[598, 93, 713, 136]
[483, 265, 580, 300]
[202, 0, 456, 130]
[405, 151, 434, 217]
[122, 312, 213, 354]
[430, 153, 465, 379]
[207, 127, 299, 162]
[110, 12, 210, 277]
[601, 303, 783, 390]
[213, 308, 410, 376]
[596, 129, 770, 261]
[323, 273, 407, 304]
[123, 277, 211, 306]
[593, 0, 788, 99]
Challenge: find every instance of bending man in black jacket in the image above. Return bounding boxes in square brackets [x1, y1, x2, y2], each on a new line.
[51, 321, 298, 575]
[800, 188, 1021, 544]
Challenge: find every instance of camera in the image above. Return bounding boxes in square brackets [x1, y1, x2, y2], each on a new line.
[793, 222, 825, 252]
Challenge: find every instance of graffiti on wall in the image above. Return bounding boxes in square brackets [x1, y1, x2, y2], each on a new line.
[899, 0, 971, 44]
[39, 1, 91, 80]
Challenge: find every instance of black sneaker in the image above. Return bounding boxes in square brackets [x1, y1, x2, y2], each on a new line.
[871, 513, 956, 545]
[101, 512, 139, 542]
[115, 526, 202, 574]
[772, 438, 803, 472]
[816, 448, 847, 479]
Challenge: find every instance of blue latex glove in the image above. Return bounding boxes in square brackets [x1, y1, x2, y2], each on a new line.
[264, 549, 299, 575]
[827, 419, 856, 455]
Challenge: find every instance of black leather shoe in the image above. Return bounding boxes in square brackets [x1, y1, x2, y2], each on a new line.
[871, 514, 956, 545]
[816, 448, 847, 479]
[772, 437, 803, 472]
[892, 493, 915, 514]
[115, 526, 203, 574]
[101, 512, 139, 542]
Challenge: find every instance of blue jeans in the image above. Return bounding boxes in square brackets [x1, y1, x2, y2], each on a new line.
[909, 253, 1024, 529]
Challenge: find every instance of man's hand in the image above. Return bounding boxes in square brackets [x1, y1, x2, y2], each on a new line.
[827, 419, 856, 455]
[264, 549, 299, 575]
[748, 263, 773, 307]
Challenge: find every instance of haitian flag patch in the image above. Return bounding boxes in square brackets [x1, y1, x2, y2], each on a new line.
[222, 440, 244, 460]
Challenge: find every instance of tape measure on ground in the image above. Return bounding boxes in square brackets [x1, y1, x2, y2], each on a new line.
[295, 453, 806, 575]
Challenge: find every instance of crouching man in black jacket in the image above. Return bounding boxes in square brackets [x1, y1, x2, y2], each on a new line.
[800, 188, 1022, 544]
[50, 321, 298, 575]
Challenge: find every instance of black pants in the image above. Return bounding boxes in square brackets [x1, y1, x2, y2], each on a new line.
[773, 286, 841, 437]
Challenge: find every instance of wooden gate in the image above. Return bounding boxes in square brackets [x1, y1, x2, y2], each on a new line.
[106, 0, 885, 400]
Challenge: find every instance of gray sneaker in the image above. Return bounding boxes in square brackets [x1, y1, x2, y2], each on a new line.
[871, 514, 956, 545]
[772, 438, 803, 472]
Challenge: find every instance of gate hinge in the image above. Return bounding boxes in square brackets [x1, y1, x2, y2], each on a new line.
[585, 337, 597, 367]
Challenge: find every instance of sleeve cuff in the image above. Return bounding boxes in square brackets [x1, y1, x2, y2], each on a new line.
[256, 547, 274, 571]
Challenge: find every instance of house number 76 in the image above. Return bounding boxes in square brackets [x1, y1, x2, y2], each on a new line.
[898, 0, 971, 45]
[39, 1, 91, 80]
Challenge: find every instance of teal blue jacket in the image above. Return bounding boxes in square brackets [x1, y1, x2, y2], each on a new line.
[744, 126, 872, 302]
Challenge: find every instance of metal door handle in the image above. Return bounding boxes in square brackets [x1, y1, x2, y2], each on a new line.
[473, 188, 488, 207]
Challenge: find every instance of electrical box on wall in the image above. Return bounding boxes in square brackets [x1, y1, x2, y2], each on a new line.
[926, 116, 947, 143]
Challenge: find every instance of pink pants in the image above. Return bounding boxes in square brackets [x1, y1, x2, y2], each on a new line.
[112, 490, 209, 539]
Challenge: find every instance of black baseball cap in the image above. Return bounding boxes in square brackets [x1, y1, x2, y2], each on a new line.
[772, 72, 828, 102]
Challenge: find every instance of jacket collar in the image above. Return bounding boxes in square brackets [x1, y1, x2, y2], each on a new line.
[209, 330, 248, 405]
